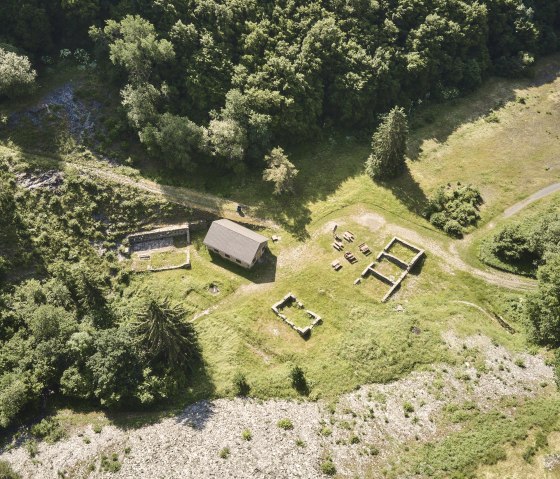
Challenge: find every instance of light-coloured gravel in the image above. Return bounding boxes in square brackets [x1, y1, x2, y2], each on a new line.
[1, 333, 554, 479]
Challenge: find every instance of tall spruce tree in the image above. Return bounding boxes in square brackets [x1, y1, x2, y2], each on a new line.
[365, 107, 409, 180]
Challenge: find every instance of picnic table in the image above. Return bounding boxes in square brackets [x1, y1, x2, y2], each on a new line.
[358, 242, 371, 255]
[344, 251, 358, 264]
[331, 260, 342, 271]
[343, 231, 355, 242]
[332, 241, 344, 251]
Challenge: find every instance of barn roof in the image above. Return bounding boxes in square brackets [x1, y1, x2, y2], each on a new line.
[203, 219, 268, 264]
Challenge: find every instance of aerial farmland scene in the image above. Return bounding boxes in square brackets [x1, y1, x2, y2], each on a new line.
[0, 1, 560, 478]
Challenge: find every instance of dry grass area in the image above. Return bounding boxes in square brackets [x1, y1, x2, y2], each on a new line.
[408, 55, 560, 222]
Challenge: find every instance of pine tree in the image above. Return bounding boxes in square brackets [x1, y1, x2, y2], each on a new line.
[365, 107, 408, 180]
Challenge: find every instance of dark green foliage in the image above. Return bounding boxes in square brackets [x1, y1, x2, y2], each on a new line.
[76, 0, 560, 172]
[133, 297, 199, 369]
[0, 160, 198, 429]
[289, 365, 309, 396]
[100, 453, 121, 473]
[0, 460, 21, 479]
[480, 210, 559, 275]
[30, 417, 66, 443]
[526, 253, 560, 347]
[232, 372, 250, 397]
[365, 107, 409, 180]
[424, 183, 483, 237]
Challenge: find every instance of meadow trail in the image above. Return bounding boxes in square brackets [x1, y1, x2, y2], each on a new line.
[85, 162, 536, 291]
[2, 141, 539, 291]
[77, 164, 277, 229]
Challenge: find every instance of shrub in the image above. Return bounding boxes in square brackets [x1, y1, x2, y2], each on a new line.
[31, 418, 66, 443]
[277, 418, 294, 430]
[295, 438, 306, 447]
[0, 461, 21, 479]
[514, 358, 526, 368]
[290, 365, 309, 395]
[242, 429, 252, 441]
[25, 440, 38, 458]
[320, 456, 336, 476]
[424, 183, 483, 237]
[219, 447, 230, 459]
[232, 372, 250, 396]
[0, 48, 37, 98]
[403, 402, 415, 414]
[100, 453, 121, 472]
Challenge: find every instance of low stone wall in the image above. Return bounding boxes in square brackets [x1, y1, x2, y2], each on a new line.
[271, 293, 322, 337]
[357, 237, 425, 302]
[128, 224, 190, 251]
[135, 249, 191, 273]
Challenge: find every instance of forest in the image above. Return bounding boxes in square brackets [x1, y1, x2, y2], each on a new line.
[2, 0, 560, 173]
[0, 2, 560, 475]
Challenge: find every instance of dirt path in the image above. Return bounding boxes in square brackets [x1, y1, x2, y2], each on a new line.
[78, 165, 276, 228]
[503, 182, 560, 218]
[352, 211, 536, 291]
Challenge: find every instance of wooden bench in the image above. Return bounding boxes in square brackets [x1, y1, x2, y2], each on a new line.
[332, 241, 344, 251]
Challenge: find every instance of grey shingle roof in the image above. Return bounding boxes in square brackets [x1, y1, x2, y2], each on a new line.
[203, 219, 268, 264]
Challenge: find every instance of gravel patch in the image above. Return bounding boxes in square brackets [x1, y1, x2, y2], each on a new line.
[1, 333, 553, 479]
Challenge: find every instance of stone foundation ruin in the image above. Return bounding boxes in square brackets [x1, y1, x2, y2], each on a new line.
[358, 237, 424, 302]
[271, 293, 322, 337]
[127, 224, 190, 253]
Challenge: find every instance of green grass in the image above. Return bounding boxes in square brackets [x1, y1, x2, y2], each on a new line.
[474, 191, 560, 276]
[389, 396, 560, 479]
[167, 210, 530, 401]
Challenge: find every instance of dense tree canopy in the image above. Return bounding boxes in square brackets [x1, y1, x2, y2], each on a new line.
[1, 0, 559, 171]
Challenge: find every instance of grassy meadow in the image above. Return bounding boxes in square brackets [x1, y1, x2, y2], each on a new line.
[2, 52, 560, 479]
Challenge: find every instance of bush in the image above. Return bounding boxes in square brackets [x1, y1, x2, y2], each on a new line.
[232, 372, 250, 396]
[320, 456, 336, 476]
[277, 418, 294, 430]
[289, 365, 309, 395]
[424, 183, 483, 237]
[219, 447, 230, 459]
[242, 429, 252, 441]
[0, 461, 21, 479]
[100, 453, 121, 472]
[0, 48, 36, 98]
[31, 418, 66, 443]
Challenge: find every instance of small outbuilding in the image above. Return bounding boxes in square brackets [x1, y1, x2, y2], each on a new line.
[203, 219, 268, 269]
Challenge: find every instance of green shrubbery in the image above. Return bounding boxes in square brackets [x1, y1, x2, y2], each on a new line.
[479, 210, 559, 275]
[0, 160, 200, 430]
[424, 183, 483, 237]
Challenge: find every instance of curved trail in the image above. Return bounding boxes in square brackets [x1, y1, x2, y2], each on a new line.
[76, 164, 276, 228]
[5, 145, 553, 291]
[503, 182, 560, 218]
[351, 211, 536, 291]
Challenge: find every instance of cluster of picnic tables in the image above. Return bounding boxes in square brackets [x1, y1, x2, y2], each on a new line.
[331, 231, 371, 270]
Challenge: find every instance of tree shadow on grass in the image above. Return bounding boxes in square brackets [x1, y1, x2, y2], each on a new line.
[407, 55, 560, 162]
[379, 166, 429, 216]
